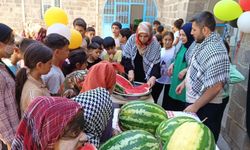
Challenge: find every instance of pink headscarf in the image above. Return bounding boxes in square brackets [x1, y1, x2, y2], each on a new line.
[12, 96, 82, 150]
[135, 22, 154, 51]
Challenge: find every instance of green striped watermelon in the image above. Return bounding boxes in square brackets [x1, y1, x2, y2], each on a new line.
[99, 130, 160, 150]
[115, 74, 133, 94]
[157, 117, 215, 150]
[118, 101, 168, 134]
[156, 116, 197, 143]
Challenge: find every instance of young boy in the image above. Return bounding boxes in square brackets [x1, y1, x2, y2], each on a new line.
[111, 21, 122, 49]
[85, 27, 95, 42]
[73, 18, 87, 48]
[91, 36, 106, 59]
[103, 36, 122, 63]
[120, 28, 132, 51]
[86, 42, 102, 69]
[42, 23, 71, 95]
[2, 38, 36, 75]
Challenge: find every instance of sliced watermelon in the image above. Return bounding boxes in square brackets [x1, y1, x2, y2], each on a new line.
[125, 83, 150, 94]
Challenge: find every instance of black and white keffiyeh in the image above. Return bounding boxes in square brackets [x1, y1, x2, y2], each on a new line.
[123, 34, 161, 80]
[188, 32, 230, 98]
[72, 87, 112, 148]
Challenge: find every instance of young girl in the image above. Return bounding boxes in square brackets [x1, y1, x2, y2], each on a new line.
[172, 18, 184, 48]
[62, 48, 88, 76]
[151, 32, 175, 109]
[16, 42, 53, 117]
[103, 37, 122, 63]
[87, 42, 102, 69]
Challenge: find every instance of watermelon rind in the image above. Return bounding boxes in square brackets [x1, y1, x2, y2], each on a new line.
[99, 130, 160, 150]
[118, 101, 168, 134]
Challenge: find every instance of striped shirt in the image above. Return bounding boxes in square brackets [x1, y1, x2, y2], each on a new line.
[186, 32, 230, 103]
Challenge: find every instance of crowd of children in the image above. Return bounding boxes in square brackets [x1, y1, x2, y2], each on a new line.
[0, 11, 241, 149]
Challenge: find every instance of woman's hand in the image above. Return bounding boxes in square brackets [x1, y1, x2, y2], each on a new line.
[183, 104, 199, 113]
[178, 68, 187, 80]
[176, 80, 185, 95]
[167, 63, 174, 76]
[128, 70, 134, 82]
[147, 76, 156, 88]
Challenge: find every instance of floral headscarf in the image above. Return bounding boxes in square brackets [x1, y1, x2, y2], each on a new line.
[12, 96, 82, 150]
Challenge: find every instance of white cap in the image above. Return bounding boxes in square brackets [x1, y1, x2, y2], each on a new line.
[46, 23, 71, 41]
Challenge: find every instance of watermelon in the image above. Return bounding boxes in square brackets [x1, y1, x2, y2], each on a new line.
[156, 116, 197, 143]
[99, 130, 160, 150]
[78, 143, 97, 150]
[115, 74, 150, 95]
[118, 101, 168, 134]
[115, 74, 133, 93]
[125, 83, 150, 94]
[157, 117, 215, 150]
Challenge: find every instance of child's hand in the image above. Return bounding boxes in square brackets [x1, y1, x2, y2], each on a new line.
[167, 63, 174, 76]
[109, 54, 114, 61]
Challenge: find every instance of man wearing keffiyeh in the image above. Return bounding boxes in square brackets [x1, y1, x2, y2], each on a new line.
[176, 11, 230, 142]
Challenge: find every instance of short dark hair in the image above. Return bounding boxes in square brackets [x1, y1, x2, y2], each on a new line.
[153, 20, 161, 25]
[174, 18, 184, 30]
[87, 42, 101, 50]
[44, 34, 69, 51]
[157, 25, 164, 33]
[73, 18, 87, 30]
[19, 38, 37, 53]
[120, 28, 132, 40]
[86, 27, 95, 32]
[91, 36, 104, 46]
[112, 21, 122, 29]
[190, 11, 216, 31]
[155, 34, 163, 42]
[103, 36, 115, 49]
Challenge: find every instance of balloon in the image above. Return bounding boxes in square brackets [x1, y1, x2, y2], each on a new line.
[229, 18, 238, 28]
[237, 11, 250, 33]
[239, 0, 250, 11]
[69, 29, 83, 49]
[44, 7, 68, 27]
[214, 0, 243, 21]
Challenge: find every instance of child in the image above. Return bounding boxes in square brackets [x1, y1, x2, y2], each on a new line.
[120, 28, 132, 50]
[16, 42, 53, 117]
[86, 42, 102, 69]
[85, 27, 95, 42]
[73, 18, 88, 48]
[2, 38, 36, 75]
[42, 23, 71, 95]
[62, 48, 87, 76]
[111, 21, 122, 49]
[92, 36, 106, 59]
[103, 37, 122, 63]
[156, 25, 164, 35]
[172, 18, 184, 47]
[155, 34, 163, 48]
[151, 31, 175, 109]
[153, 20, 161, 34]
[0, 23, 20, 149]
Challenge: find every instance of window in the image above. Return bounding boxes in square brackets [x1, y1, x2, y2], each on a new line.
[41, 0, 61, 18]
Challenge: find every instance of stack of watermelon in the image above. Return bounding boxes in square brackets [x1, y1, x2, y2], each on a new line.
[114, 74, 150, 95]
[100, 101, 216, 150]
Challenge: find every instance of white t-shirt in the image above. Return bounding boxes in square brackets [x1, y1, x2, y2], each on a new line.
[42, 65, 65, 94]
[156, 47, 175, 84]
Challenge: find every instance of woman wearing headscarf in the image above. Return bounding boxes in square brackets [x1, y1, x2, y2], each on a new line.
[11, 96, 87, 150]
[76, 61, 116, 147]
[121, 22, 161, 88]
[72, 88, 113, 148]
[167, 22, 194, 111]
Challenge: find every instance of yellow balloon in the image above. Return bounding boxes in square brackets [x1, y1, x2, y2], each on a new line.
[69, 29, 83, 50]
[213, 0, 243, 21]
[44, 7, 68, 27]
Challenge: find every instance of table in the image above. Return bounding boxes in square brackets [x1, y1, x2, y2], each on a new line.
[111, 94, 154, 105]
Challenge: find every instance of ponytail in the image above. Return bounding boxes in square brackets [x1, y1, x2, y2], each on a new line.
[15, 68, 28, 118]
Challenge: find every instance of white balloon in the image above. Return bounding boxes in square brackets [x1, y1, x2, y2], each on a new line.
[237, 11, 250, 33]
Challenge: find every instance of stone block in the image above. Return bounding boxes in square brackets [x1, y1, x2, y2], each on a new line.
[229, 120, 248, 148]
[235, 64, 249, 88]
[230, 84, 247, 108]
